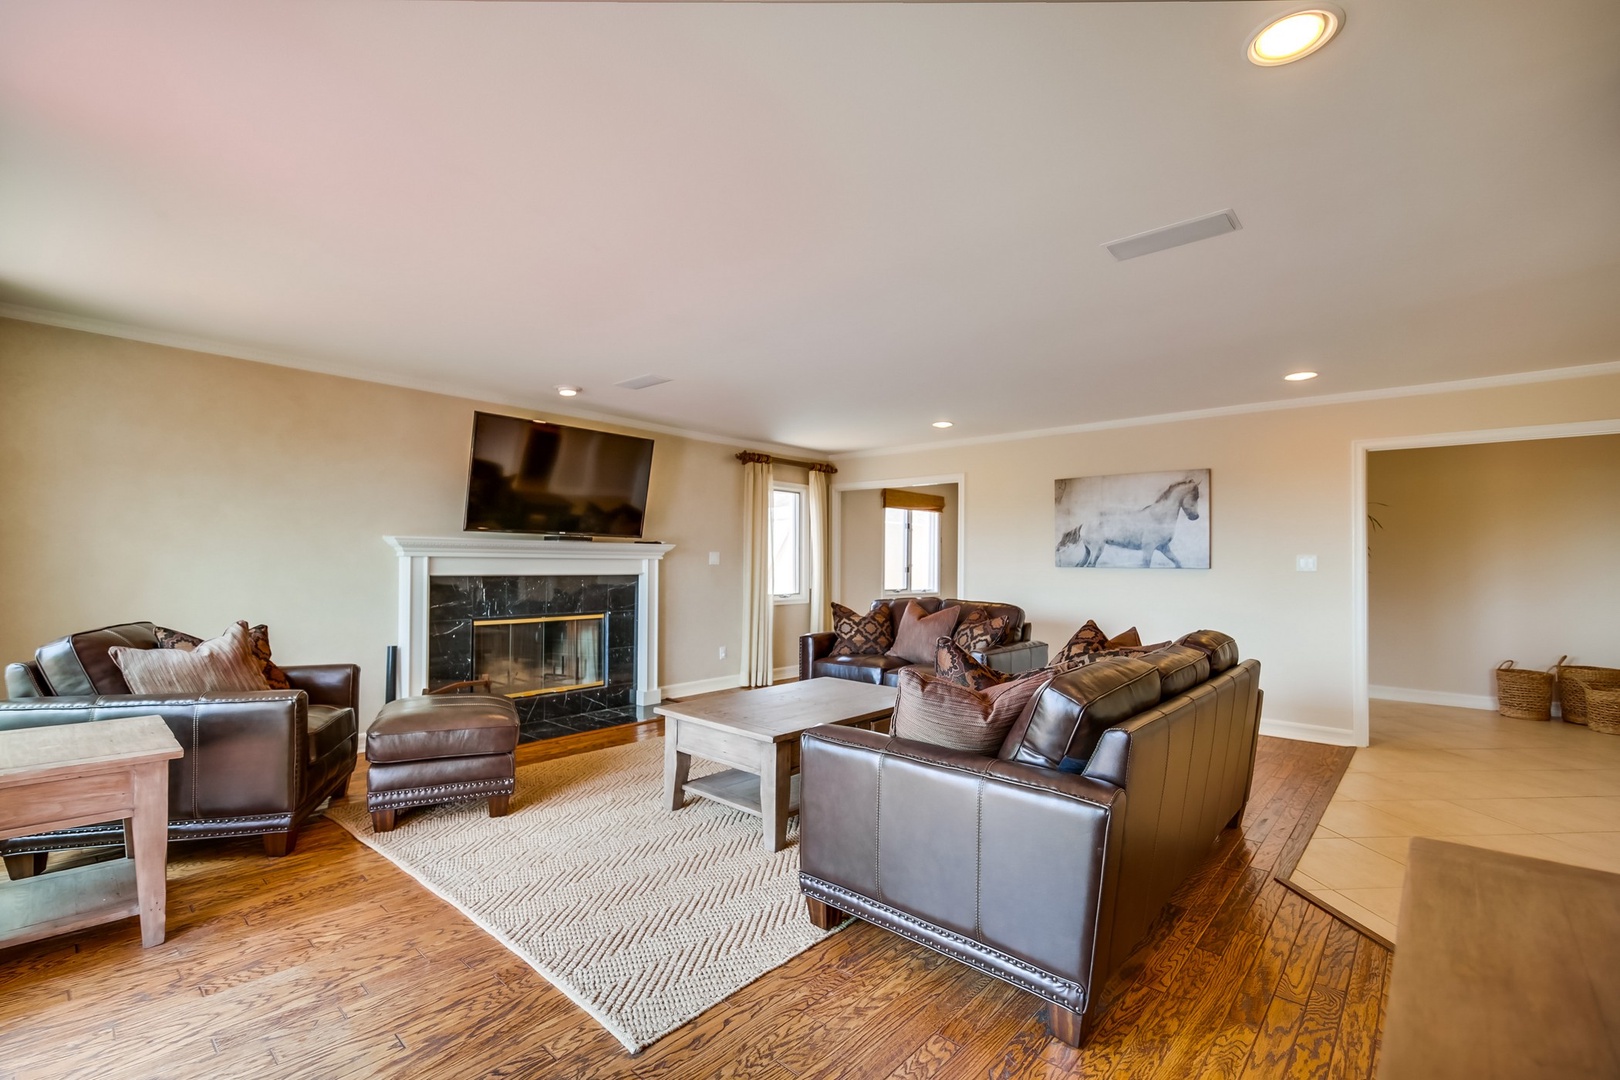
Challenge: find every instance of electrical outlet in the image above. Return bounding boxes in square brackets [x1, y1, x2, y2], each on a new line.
[1296, 554, 1318, 572]
[718, 645, 728, 660]
[708, 551, 720, 566]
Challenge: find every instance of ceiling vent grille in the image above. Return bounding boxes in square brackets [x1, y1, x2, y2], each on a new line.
[615, 374, 672, 390]
[1104, 210, 1241, 261]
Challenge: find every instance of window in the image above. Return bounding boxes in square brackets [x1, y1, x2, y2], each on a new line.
[883, 507, 940, 594]
[770, 485, 808, 603]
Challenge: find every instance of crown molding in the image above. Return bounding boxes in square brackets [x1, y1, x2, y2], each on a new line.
[8, 300, 1618, 463]
[831, 359, 1620, 460]
[0, 302, 824, 460]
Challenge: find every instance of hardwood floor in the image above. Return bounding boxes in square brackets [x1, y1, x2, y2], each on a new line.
[0, 724, 1387, 1079]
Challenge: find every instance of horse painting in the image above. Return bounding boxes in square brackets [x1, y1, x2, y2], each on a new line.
[1055, 470, 1210, 569]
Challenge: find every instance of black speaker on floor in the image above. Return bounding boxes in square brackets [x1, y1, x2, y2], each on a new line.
[384, 645, 399, 704]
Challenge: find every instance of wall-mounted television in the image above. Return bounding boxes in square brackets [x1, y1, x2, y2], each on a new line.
[464, 412, 654, 538]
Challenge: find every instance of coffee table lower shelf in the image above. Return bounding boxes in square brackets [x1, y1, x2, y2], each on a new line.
[683, 769, 801, 819]
[0, 859, 140, 950]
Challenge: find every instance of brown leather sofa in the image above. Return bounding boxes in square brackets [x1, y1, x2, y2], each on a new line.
[797, 631, 1261, 1047]
[1, 622, 359, 872]
[799, 596, 1045, 686]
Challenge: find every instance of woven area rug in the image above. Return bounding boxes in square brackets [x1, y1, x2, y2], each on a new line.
[323, 737, 838, 1053]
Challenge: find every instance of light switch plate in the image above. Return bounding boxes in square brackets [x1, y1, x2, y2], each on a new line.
[718, 645, 728, 660]
[708, 551, 720, 565]
[1297, 554, 1318, 572]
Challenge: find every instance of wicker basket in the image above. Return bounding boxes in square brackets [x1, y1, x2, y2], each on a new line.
[1588, 689, 1620, 736]
[1558, 663, 1620, 725]
[1496, 658, 1562, 721]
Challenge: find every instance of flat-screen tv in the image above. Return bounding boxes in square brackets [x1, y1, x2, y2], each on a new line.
[464, 412, 654, 538]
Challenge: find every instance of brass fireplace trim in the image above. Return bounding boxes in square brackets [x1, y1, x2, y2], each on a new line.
[473, 612, 607, 699]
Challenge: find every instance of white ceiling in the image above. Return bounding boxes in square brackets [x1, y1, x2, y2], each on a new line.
[2, 0, 1618, 453]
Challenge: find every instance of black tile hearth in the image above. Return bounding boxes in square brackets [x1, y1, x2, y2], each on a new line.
[428, 573, 640, 734]
[518, 705, 641, 744]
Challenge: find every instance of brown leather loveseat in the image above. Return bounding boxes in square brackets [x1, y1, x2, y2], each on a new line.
[1, 622, 359, 873]
[799, 596, 1046, 686]
[797, 631, 1261, 1047]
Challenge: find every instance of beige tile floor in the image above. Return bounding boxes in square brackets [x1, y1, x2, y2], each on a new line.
[1286, 700, 1620, 944]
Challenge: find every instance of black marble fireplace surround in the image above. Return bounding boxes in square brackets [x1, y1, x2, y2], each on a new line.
[428, 574, 639, 742]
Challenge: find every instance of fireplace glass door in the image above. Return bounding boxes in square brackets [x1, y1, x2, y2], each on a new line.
[473, 614, 605, 698]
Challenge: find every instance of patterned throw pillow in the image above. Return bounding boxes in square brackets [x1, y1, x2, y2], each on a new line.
[891, 668, 1048, 755]
[829, 602, 894, 657]
[110, 621, 271, 695]
[1051, 619, 1112, 667]
[934, 637, 1009, 691]
[247, 625, 294, 690]
[952, 607, 1014, 652]
[153, 625, 204, 651]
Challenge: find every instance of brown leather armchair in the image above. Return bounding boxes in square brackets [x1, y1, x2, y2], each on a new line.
[1, 622, 359, 875]
[798, 632, 1261, 1047]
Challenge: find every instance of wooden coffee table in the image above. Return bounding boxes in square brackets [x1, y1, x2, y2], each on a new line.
[658, 679, 897, 852]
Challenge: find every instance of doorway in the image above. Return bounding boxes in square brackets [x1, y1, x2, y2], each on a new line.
[1350, 419, 1620, 746]
[832, 474, 965, 608]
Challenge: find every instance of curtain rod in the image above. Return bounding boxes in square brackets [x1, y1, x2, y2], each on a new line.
[735, 451, 837, 474]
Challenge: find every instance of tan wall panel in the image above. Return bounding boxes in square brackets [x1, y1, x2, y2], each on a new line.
[0, 318, 753, 723]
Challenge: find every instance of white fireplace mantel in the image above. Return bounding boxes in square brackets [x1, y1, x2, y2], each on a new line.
[385, 535, 674, 708]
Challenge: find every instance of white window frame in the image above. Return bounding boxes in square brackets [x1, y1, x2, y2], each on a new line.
[770, 482, 810, 605]
[882, 506, 942, 596]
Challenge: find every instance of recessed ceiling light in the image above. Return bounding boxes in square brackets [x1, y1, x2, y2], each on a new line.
[556, 385, 580, 397]
[1284, 371, 1319, 382]
[1247, 7, 1343, 67]
[932, 421, 954, 429]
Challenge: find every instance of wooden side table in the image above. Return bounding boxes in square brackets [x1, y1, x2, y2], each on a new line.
[0, 716, 184, 949]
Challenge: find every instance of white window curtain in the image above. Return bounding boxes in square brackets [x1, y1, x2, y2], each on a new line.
[806, 466, 833, 634]
[741, 455, 775, 687]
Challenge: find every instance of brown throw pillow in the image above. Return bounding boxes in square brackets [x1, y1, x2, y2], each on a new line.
[892, 668, 1048, 755]
[830, 602, 894, 657]
[888, 601, 962, 665]
[110, 621, 271, 695]
[1052, 619, 1112, 667]
[952, 607, 1014, 652]
[1106, 627, 1142, 649]
[934, 637, 1009, 691]
[247, 624, 294, 690]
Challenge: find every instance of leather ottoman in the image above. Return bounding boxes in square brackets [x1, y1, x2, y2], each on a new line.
[365, 694, 520, 832]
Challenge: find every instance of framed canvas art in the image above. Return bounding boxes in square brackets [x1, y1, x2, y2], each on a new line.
[1055, 469, 1210, 569]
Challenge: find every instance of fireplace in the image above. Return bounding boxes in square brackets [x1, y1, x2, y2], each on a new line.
[474, 613, 606, 698]
[387, 535, 673, 743]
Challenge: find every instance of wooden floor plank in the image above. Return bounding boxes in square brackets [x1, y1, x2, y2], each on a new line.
[0, 728, 1389, 1080]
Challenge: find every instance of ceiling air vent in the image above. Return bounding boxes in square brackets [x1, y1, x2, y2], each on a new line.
[1104, 210, 1241, 261]
[615, 374, 672, 390]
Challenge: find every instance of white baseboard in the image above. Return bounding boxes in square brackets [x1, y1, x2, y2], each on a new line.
[660, 674, 743, 700]
[1259, 718, 1362, 747]
[773, 664, 799, 683]
[1369, 685, 1497, 711]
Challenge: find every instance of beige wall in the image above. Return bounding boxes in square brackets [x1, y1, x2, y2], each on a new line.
[1368, 436, 1620, 702]
[0, 318, 758, 722]
[831, 373, 1620, 742]
[836, 483, 958, 606]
